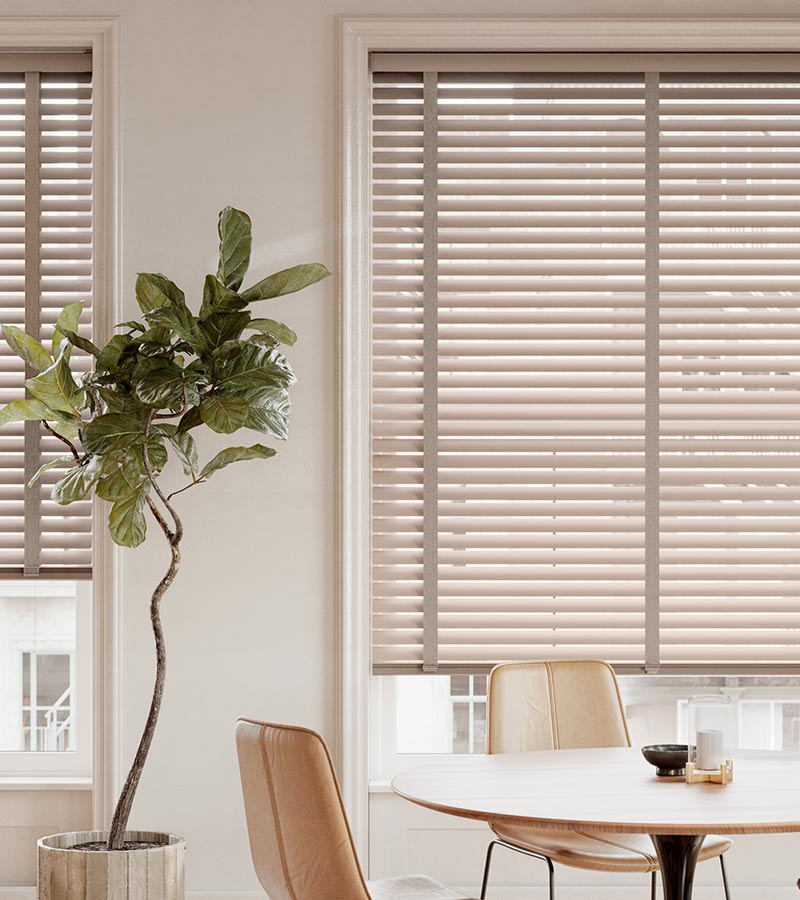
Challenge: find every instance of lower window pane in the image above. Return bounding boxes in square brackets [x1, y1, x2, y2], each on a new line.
[452, 702, 470, 753]
[0, 581, 78, 753]
[395, 674, 488, 754]
[390, 674, 800, 760]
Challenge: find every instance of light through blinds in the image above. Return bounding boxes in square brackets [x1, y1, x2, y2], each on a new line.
[0, 54, 93, 578]
[370, 54, 800, 674]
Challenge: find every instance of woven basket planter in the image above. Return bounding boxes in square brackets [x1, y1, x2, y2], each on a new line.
[38, 831, 185, 900]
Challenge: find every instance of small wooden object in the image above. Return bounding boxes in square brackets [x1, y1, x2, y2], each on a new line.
[685, 759, 734, 785]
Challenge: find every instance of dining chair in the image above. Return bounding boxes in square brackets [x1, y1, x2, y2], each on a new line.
[481, 660, 733, 900]
[235, 717, 479, 900]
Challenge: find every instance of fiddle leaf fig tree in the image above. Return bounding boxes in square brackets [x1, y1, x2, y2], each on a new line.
[0, 208, 330, 851]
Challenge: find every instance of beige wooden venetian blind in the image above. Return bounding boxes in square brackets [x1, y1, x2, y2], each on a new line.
[371, 53, 800, 674]
[0, 53, 93, 578]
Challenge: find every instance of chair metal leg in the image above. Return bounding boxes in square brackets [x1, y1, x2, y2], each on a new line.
[719, 854, 731, 900]
[481, 841, 726, 900]
[480, 838, 555, 900]
[479, 840, 497, 899]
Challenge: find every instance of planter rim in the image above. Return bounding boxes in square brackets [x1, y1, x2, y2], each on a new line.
[38, 830, 184, 853]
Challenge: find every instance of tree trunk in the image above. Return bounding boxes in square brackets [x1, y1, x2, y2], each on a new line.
[106, 515, 181, 851]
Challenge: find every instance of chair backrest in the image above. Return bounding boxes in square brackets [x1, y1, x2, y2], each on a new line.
[235, 718, 371, 900]
[487, 660, 631, 754]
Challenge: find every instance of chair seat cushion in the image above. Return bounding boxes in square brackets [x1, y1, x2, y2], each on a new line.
[491, 824, 732, 873]
[368, 874, 476, 900]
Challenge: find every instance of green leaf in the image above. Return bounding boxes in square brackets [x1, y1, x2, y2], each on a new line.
[199, 443, 276, 480]
[96, 388, 147, 416]
[240, 263, 331, 303]
[247, 318, 297, 347]
[82, 412, 148, 455]
[145, 436, 168, 472]
[200, 393, 249, 434]
[52, 457, 102, 505]
[2, 325, 52, 372]
[25, 352, 82, 416]
[96, 334, 134, 373]
[145, 304, 207, 355]
[135, 325, 174, 358]
[199, 274, 247, 318]
[138, 325, 173, 346]
[135, 273, 186, 314]
[0, 398, 54, 427]
[244, 387, 291, 441]
[177, 405, 202, 433]
[52, 301, 84, 357]
[108, 490, 148, 548]
[212, 342, 295, 393]
[116, 320, 146, 332]
[216, 207, 252, 292]
[247, 333, 278, 349]
[199, 311, 250, 350]
[28, 454, 73, 489]
[95, 455, 147, 501]
[60, 328, 101, 358]
[47, 419, 81, 442]
[157, 423, 199, 476]
[132, 358, 193, 408]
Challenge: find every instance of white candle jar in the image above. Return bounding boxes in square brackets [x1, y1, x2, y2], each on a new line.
[687, 695, 733, 772]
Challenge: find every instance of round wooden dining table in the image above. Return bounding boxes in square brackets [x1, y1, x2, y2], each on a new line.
[392, 747, 800, 900]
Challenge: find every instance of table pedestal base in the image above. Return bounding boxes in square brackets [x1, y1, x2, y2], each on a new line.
[650, 835, 704, 900]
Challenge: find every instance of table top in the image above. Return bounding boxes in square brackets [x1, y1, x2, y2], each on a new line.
[391, 747, 800, 836]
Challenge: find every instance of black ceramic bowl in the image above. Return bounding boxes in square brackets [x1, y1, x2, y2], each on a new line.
[641, 744, 690, 777]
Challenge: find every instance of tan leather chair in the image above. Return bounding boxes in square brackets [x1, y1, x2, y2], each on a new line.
[481, 661, 732, 900]
[236, 718, 479, 900]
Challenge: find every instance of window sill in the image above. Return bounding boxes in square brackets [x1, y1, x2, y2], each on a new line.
[369, 778, 394, 793]
[0, 776, 91, 791]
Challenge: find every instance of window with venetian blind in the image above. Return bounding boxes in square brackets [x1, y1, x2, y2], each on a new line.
[370, 52, 800, 675]
[0, 52, 93, 579]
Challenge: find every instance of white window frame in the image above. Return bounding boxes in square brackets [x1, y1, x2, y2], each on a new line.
[1, 581, 91, 775]
[338, 15, 800, 862]
[370, 674, 489, 786]
[0, 18, 119, 821]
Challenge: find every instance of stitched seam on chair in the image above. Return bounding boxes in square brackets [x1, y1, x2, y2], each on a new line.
[545, 662, 559, 748]
[575, 831, 656, 866]
[259, 728, 300, 900]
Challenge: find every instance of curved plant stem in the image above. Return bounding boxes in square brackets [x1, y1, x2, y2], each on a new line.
[41, 420, 81, 464]
[106, 438, 184, 851]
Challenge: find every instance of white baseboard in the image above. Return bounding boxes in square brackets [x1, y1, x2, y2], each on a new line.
[0, 893, 266, 899]
[1, 888, 795, 900]
[453, 889, 797, 900]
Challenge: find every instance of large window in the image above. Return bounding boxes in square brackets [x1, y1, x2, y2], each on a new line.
[0, 53, 94, 777]
[370, 52, 800, 676]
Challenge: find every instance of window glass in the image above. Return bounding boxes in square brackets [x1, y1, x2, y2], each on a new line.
[387, 674, 800, 761]
[0, 582, 77, 753]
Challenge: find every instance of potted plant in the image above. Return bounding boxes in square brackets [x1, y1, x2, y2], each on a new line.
[0, 207, 329, 899]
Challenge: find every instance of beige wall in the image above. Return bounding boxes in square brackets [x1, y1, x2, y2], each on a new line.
[3, 0, 800, 893]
